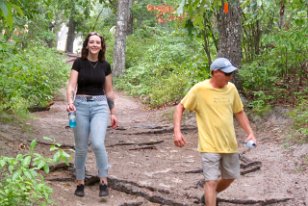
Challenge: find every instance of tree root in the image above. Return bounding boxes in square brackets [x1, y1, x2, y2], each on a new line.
[46, 163, 292, 205]
[128, 146, 157, 151]
[217, 197, 292, 205]
[108, 140, 164, 148]
[28, 139, 75, 149]
[118, 202, 143, 206]
[109, 125, 196, 135]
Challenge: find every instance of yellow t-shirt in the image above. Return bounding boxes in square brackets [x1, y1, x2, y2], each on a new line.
[181, 79, 243, 153]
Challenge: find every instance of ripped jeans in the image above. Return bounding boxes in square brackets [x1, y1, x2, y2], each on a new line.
[73, 96, 109, 180]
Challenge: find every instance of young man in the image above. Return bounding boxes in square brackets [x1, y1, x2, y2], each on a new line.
[173, 57, 256, 206]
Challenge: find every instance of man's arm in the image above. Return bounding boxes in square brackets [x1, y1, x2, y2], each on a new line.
[173, 103, 186, 147]
[235, 110, 256, 143]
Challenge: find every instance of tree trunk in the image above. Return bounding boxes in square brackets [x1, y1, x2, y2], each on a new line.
[202, 13, 213, 68]
[66, 16, 76, 53]
[113, 0, 131, 76]
[127, 0, 134, 35]
[279, 0, 285, 29]
[216, 0, 242, 89]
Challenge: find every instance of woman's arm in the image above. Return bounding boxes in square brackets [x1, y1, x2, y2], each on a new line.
[105, 74, 118, 128]
[66, 70, 78, 112]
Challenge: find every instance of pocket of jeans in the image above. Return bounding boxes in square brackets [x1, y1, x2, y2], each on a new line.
[96, 101, 108, 106]
[74, 100, 82, 106]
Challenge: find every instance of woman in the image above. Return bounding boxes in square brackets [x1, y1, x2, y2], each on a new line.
[66, 32, 118, 197]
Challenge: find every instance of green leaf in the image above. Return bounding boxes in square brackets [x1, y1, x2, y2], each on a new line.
[43, 136, 53, 142]
[36, 160, 46, 170]
[30, 139, 38, 151]
[44, 164, 50, 174]
[0, 1, 8, 17]
[22, 155, 32, 168]
[23, 169, 33, 179]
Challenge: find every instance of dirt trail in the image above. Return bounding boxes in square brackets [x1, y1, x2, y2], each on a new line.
[4, 86, 301, 206]
[0, 76, 307, 205]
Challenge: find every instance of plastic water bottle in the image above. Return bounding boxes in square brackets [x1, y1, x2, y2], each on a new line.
[245, 140, 256, 149]
[68, 112, 76, 128]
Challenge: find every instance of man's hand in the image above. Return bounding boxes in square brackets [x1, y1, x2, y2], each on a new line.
[174, 132, 186, 147]
[245, 133, 256, 144]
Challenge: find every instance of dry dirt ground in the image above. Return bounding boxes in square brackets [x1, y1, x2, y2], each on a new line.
[0, 88, 308, 206]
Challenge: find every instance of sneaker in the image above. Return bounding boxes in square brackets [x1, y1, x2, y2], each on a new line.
[74, 184, 85, 197]
[99, 184, 109, 197]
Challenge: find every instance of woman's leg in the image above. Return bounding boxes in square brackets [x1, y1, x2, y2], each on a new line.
[74, 101, 90, 181]
[90, 101, 109, 182]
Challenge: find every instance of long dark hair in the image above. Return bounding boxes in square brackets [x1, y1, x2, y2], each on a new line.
[81, 32, 106, 62]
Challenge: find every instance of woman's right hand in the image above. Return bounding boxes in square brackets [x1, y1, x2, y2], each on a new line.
[66, 103, 76, 112]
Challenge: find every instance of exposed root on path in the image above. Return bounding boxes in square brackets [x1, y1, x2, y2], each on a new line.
[45, 161, 294, 206]
[28, 139, 75, 149]
[108, 140, 164, 147]
[217, 197, 293, 205]
[110, 125, 196, 135]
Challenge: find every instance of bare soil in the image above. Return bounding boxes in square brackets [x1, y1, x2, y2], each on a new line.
[0, 88, 307, 206]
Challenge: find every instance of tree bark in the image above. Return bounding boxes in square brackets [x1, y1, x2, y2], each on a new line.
[127, 0, 134, 35]
[202, 13, 213, 68]
[65, 16, 76, 53]
[279, 0, 285, 29]
[113, 0, 131, 76]
[216, 0, 242, 89]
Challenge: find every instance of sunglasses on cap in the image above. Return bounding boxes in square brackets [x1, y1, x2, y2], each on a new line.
[223, 71, 234, 76]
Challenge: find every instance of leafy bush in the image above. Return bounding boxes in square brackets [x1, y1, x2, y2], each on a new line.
[289, 99, 308, 140]
[240, 26, 307, 106]
[0, 138, 72, 206]
[115, 28, 209, 107]
[0, 39, 68, 116]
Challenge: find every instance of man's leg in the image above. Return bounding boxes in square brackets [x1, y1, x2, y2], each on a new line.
[203, 179, 234, 206]
[216, 178, 234, 192]
[201, 153, 221, 206]
[204, 180, 218, 206]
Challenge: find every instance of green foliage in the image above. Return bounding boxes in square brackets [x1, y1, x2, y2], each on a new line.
[0, 39, 68, 116]
[0, 138, 72, 206]
[240, 25, 307, 105]
[247, 91, 272, 115]
[289, 99, 308, 139]
[115, 28, 209, 107]
[0, 1, 24, 28]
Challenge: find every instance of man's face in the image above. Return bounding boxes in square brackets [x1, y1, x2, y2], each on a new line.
[213, 70, 233, 88]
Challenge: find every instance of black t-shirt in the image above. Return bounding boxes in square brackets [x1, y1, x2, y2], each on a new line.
[72, 58, 112, 95]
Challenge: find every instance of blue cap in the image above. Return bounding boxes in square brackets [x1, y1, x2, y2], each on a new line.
[210, 57, 237, 73]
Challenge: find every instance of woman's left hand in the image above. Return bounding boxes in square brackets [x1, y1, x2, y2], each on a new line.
[110, 114, 118, 129]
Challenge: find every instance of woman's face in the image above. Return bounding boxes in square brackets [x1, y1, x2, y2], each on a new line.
[87, 35, 102, 55]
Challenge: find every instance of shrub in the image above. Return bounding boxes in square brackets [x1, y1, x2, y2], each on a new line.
[0, 138, 72, 206]
[0, 39, 68, 116]
[115, 29, 209, 107]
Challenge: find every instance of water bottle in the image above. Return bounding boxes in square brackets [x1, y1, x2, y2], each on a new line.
[245, 140, 256, 149]
[68, 112, 76, 128]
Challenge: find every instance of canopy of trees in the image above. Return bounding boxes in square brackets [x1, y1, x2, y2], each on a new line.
[0, 0, 307, 133]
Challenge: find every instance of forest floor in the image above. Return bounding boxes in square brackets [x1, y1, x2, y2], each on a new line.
[0, 56, 307, 206]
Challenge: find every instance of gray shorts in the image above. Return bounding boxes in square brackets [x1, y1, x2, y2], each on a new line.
[201, 153, 240, 181]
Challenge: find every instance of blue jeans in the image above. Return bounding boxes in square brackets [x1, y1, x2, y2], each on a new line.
[73, 96, 109, 180]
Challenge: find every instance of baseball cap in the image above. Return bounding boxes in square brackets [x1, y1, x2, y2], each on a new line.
[210, 57, 237, 73]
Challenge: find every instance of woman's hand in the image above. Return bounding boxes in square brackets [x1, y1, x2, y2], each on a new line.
[110, 114, 118, 129]
[66, 103, 76, 112]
